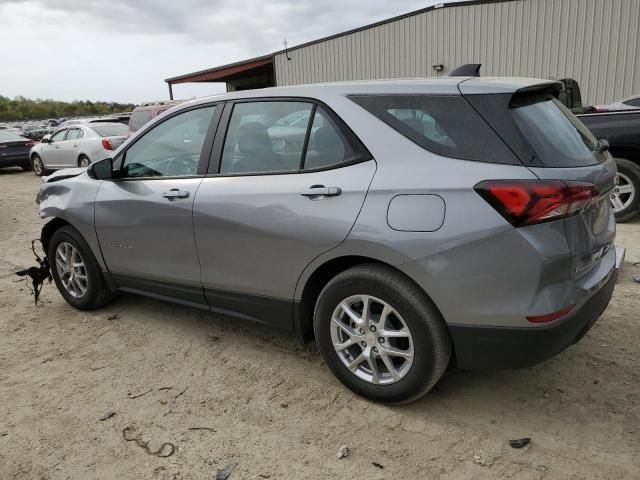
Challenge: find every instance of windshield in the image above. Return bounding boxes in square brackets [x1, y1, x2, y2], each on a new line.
[92, 124, 128, 137]
[511, 97, 599, 167]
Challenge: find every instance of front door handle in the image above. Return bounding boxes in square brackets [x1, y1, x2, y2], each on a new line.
[300, 185, 342, 199]
[162, 189, 190, 199]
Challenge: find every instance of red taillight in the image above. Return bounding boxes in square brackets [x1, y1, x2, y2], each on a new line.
[527, 305, 575, 323]
[475, 180, 598, 227]
[25, 141, 35, 148]
[101, 138, 114, 150]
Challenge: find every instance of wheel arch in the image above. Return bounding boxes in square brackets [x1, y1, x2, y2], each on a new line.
[77, 153, 90, 166]
[41, 217, 72, 253]
[294, 254, 448, 345]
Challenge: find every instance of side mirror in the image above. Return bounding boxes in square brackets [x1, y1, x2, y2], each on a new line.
[41, 134, 51, 144]
[596, 138, 610, 153]
[88, 157, 113, 180]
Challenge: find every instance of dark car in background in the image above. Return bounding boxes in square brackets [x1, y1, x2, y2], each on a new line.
[0, 131, 34, 171]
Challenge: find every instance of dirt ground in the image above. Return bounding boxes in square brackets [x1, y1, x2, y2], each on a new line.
[1, 167, 638, 480]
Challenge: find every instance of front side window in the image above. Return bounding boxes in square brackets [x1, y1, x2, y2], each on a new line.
[50, 130, 67, 143]
[121, 105, 216, 178]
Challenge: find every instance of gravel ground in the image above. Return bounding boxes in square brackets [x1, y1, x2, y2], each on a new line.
[1, 167, 639, 479]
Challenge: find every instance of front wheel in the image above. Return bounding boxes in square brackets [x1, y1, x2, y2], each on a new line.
[611, 158, 640, 222]
[314, 264, 451, 404]
[78, 155, 91, 168]
[49, 226, 114, 310]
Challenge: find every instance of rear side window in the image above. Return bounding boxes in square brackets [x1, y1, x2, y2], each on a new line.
[129, 110, 153, 132]
[349, 95, 518, 164]
[511, 97, 598, 167]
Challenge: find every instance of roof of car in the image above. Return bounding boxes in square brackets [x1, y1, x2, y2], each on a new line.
[176, 77, 560, 110]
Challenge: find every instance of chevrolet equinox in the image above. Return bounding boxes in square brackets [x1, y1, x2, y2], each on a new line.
[37, 78, 620, 403]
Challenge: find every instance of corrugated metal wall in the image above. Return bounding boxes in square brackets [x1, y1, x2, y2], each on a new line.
[274, 0, 640, 105]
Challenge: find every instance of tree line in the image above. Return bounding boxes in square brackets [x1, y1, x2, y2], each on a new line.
[0, 95, 135, 121]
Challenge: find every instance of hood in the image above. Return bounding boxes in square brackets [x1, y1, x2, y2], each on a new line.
[43, 167, 87, 183]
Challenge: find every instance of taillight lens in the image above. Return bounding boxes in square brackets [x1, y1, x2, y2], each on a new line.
[475, 180, 598, 227]
[25, 141, 35, 148]
[101, 138, 114, 150]
[527, 304, 575, 323]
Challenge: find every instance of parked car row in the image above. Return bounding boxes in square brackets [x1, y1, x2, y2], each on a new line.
[30, 123, 129, 175]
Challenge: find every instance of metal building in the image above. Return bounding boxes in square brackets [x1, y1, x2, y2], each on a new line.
[165, 0, 640, 105]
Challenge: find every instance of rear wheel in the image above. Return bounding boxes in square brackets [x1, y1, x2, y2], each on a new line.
[611, 158, 640, 222]
[314, 264, 451, 404]
[49, 226, 114, 310]
[32, 154, 46, 176]
[78, 155, 91, 168]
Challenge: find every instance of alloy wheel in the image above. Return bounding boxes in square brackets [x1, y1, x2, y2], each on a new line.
[610, 172, 635, 213]
[330, 295, 414, 385]
[80, 157, 90, 167]
[32, 156, 43, 175]
[55, 242, 88, 298]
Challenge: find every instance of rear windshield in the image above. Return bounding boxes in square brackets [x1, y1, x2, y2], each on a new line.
[0, 131, 26, 142]
[510, 96, 599, 167]
[92, 124, 128, 137]
[129, 110, 153, 132]
[349, 94, 518, 164]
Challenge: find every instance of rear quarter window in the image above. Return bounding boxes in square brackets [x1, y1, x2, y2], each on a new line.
[349, 94, 519, 165]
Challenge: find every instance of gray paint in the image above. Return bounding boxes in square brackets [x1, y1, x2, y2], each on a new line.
[274, 0, 640, 105]
[37, 77, 616, 339]
[386, 194, 445, 232]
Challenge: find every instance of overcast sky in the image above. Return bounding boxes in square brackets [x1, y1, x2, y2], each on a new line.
[0, 0, 464, 104]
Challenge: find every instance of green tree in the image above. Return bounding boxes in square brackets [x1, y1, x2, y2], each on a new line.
[0, 96, 135, 122]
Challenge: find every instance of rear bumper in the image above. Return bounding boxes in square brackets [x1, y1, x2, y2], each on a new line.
[449, 267, 616, 370]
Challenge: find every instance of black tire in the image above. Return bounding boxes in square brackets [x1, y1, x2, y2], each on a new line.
[612, 158, 640, 223]
[78, 155, 91, 168]
[314, 263, 451, 404]
[32, 154, 47, 176]
[21, 160, 33, 171]
[48, 225, 114, 310]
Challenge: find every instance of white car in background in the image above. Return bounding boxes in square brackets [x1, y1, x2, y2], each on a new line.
[29, 123, 128, 176]
[597, 94, 640, 111]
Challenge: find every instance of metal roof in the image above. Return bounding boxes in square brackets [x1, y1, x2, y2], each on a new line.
[164, 0, 516, 85]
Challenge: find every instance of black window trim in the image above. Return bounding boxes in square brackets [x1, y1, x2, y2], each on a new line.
[206, 96, 373, 177]
[111, 101, 224, 181]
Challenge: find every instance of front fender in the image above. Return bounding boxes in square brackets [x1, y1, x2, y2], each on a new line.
[37, 173, 107, 270]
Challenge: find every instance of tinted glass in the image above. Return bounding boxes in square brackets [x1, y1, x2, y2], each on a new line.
[50, 130, 67, 142]
[121, 106, 216, 177]
[511, 97, 598, 167]
[303, 107, 356, 170]
[76, 129, 85, 139]
[129, 110, 153, 132]
[92, 124, 128, 137]
[350, 94, 516, 164]
[624, 97, 640, 107]
[220, 101, 313, 174]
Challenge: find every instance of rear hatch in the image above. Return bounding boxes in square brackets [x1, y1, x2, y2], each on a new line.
[92, 124, 129, 150]
[462, 82, 616, 279]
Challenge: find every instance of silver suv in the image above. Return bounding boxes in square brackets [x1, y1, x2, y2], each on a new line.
[37, 78, 620, 403]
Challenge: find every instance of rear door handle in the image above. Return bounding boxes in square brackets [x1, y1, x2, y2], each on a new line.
[162, 189, 190, 199]
[300, 185, 342, 198]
